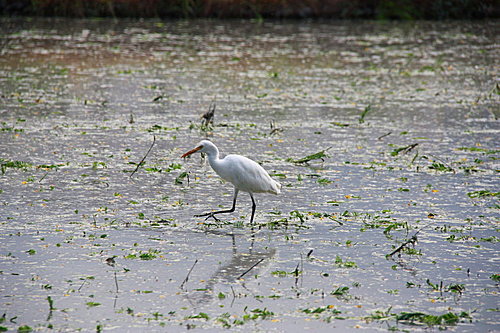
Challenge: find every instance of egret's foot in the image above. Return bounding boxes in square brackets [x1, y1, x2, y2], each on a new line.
[194, 212, 220, 221]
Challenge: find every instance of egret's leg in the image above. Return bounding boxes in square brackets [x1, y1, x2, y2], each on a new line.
[195, 188, 239, 221]
[249, 193, 256, 224]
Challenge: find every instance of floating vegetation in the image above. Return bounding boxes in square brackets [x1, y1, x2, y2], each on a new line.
[287, 147, 331, 164]
[365, 308, 472, 328]
[395, 311, 471, 327]
[0, 124, 24, 133]
[241, 308, 274, 321]
[86, 302, 101, 308]
[0, 159, 32, 174]
[330, 286, 350, 297]
[457, 147, 499, 154]
[185, 312, 210, 321]
[331, 122, 349, 127]
[358, 104, 371, 124]
[0, 17, 497, 333]
[390, 143, 418, 156]
[175, 171, 189, 185]
[428, 162, 454, 172]
[334, 256, 357, 268]
[265, 210, 310, 230]
[467, 190, 499, 198]
[301, 305, 343, 322]
[317, 177, 333, 185]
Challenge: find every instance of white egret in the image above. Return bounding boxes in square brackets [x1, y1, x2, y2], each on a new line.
[181, 140, 281, 224]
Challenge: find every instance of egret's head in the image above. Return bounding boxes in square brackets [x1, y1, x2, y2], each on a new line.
[181, 140, 215, 158]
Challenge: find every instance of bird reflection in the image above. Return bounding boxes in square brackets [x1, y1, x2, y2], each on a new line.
[184, 229, 276, 307]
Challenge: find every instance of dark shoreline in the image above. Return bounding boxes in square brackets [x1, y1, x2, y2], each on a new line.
[1, 0, 498, 20]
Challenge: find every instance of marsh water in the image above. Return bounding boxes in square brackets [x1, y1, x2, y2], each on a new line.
[0, 18, 498, 332]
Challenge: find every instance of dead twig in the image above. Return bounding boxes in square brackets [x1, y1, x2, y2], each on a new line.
[130, 135, 156, 178]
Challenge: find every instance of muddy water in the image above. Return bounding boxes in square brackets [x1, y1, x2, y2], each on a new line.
[0, 18, 498, 332]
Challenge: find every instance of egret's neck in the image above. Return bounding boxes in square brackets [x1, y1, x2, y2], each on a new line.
[205, 145, 220, 168]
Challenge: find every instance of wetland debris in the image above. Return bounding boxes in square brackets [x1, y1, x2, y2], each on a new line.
[365, 308, 472, 328]
[105, 257, 116, 266]
[395, 311, 471, 327]
[486, 82, 500, 99]
[47, 296, 55, 311]
[129, 135, 156, 178]
[456, 147, 499, 154]
[0, 159, 32, 174]
[390, 143, 418, 156]
[237, 258, 265, 279]
[358, 104, 371, 124]
[180, 259, 198, 290]
[330, 122, 349, 127]
[300, 305, 344, 322]
[330, 286, 350, 298]
[378, 131, 392, 140]
[201, 103, 215, 128]
[287, 147, 331, 164]
[467, 190, 499, 198]
[421, 154, 455, 173]
[113, 271, 119, 293]
[269, 120, 283, 135]
[387, 228, 423, 258]
[174, 171, 189, 185]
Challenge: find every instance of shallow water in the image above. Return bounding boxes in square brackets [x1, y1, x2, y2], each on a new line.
[0, 18, 499, 332]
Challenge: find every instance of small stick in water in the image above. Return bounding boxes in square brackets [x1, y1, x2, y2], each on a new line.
[238, 258, 265, 280]
[378, 131, 392, 140]
[114, 271, 119, 293]
[130, 135, 156, 178]
[180, 259, 198, 290]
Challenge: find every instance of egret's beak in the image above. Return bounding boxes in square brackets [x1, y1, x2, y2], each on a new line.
[181, 145, 202, 158]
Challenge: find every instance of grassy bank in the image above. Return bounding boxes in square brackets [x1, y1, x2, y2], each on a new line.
[0, 0, 497, 19]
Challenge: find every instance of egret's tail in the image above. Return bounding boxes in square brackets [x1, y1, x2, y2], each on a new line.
[270, 179, 281, 195]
